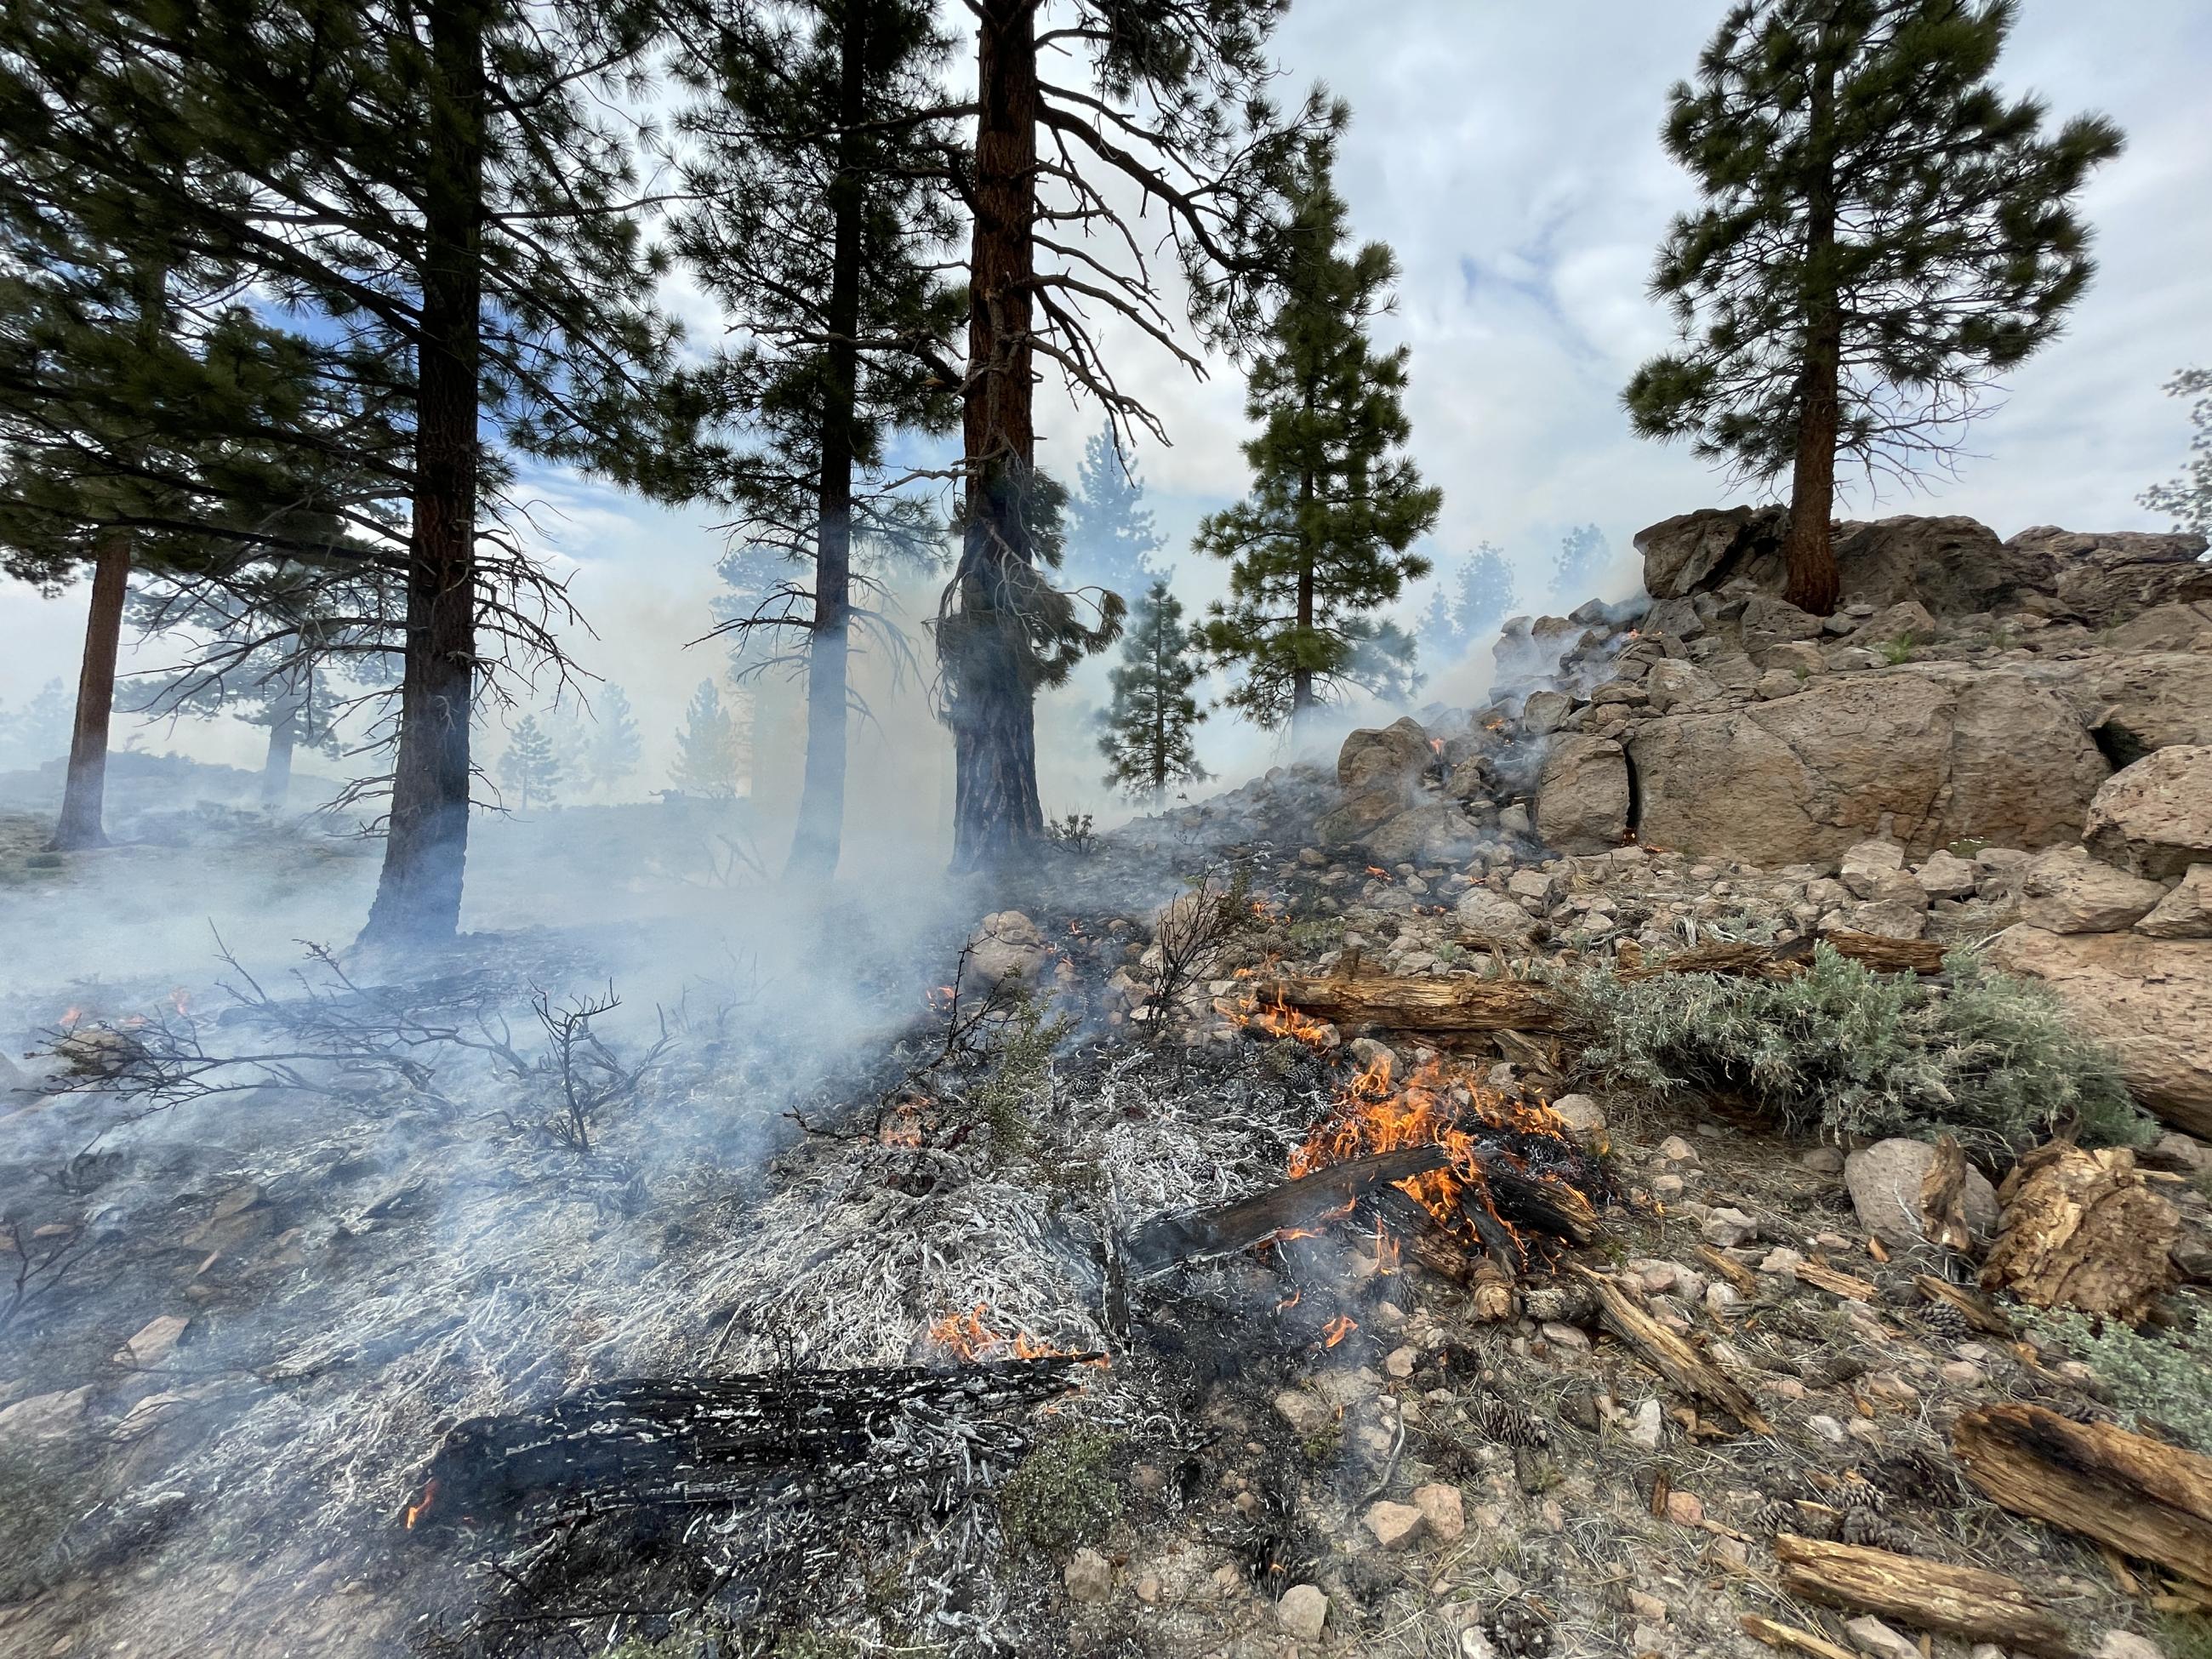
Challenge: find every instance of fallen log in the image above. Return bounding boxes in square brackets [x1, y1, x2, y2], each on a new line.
[1953, 1403, 2212, 1589]
[1739, 1613, 1857, 1659]
[402, 1358, 1092, 1532]
[1772, 1532, 2072, 1657]
[1567, 1263, 1771, 1434]
[1121, 1146, 1450, 1280]
[1980, 1143, 2180, 1321]
[1793, 1260, 1878, 1303]
[1242, 930, 1947, 1036]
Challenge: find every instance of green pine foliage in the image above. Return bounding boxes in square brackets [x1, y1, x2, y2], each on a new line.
[670, 681, 744, 801]
[2141, 368, 2212, 538]
[497, 715, 562, 812]
[1569, 944, 2152, 1160]
[1064, 422, 1165, 604]
[584, 684, 645, 800]
[1195, 134, 1440, 731]
[1624, 0, 2122, 501]
[1549, 524, 1608, 604]
[1098, 580, 1209, 804]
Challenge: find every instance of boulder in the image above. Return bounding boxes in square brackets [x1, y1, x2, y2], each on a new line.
[2005, 525, 2212, 627]
[2137, 865, 2212, 939]
[1637, 506, 1787, 600]
[1915, 849, 1978, 900]
[1277, 1585, 1330, 1641]
[2101, 601, 2212, 653]
[1533, 737, 1629, 855]
[1985, 926, 2212, 1137]
[965, 911, 1046, 988]
[1761, 640, 1827, 676]
[1629, 664, 2110, 866]
[1839, 838, 1906, 898]
[1844, 1138, 1999, 1251]
[1740, 594, 1825, 657]
[1643, 658, 1720, 714]
[2083, 746, 2212, 880]
[1362, 804, 1477, 867]
[1520, 689, 1575, 737]
[1338, 716, 1434, 795]
[2018, 846, 2169, 934]
[1456, 887, 1538, 946]
[2028, 650, 2212, 763]
[1316, 788, 1407, 846]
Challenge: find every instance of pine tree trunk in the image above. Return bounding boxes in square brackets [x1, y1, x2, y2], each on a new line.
[1782, 38, 1843, 619]
[1291, 463, 1317, 733]
[948, 0, 1042, 873]
[47, 534, 131, 851]
[1151, 607, 1167, 797]
[361, 0, 485, 949]
[260, 698, 300, 809]
[786, 0, 869, 884]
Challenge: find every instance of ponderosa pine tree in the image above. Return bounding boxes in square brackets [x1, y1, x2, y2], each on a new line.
[1196, 136, 1440, 732]
[1549, 524, 1607, 605]
[4, 0, 717, 943]
[2140, 368, 2212, 540]
[674, 0, 965, 882]
[584, 684, 646, 799]
[497, 715, 562, 812]
[1098, 580, 1207, 805]
[1454, 544, 1516, 642]
[937, 0, 1322, 871]
[670, 681, 744, 800]
[1624, 0, 2121, 616]
[1064, 420, 1165, 601]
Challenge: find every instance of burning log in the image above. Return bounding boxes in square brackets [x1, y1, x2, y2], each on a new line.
[1953, 1403, 2212, 1589]
[1771, 1533, 2072, 1658]
[401, 1358, 1092, 1532]
[1121, 1145, 1451, 1280]
[1239, 929, 1947, 1038]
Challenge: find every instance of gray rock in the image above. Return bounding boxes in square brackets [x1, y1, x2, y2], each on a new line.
[1520, 690, 1575, 738]
[1338, 715, 1434, 795]
[2094, 1633, 2164, 1659]
[1548, 1093, 1605, 1137]
[2139, 865, 2212, 939]
[1274, 1388, 1331, 1436]
[1456, 887, 1538, 945]
[1846, 1615, 1924, 1659]
[1701, 1207, 1759, 1247]
[965, 911, 1046, 988]
[1277, 1584, 1329, 1641]
[1915, 849, 1979, 900]
[1363, 804, 1478, 868]
[1754, 668, 1804, 700]
[2084, 746, 2212, 880]
[2006, 523, 2212, 628]
[1844, 1138, 1999, 1250]
[1846, 898, 1930, 940]
[1762, 640, 1828, 676]
[2020, 846, 2169, 934]
[1849, 598, 1939, 649]
[1534, 736, 1629, 855]
[1064, 1548, 1113, 1604]
[1644, 658, 1722, 713]
[1625, 1398, 1664, 1449]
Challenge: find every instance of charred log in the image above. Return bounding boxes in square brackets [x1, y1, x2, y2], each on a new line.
[1121, 1145, 1451, 1280]
[402, 1358, 1092, 1533]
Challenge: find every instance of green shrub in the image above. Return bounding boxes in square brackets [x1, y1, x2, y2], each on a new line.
[997, 1422, 1121, 1559]
[1878, 633, 1918, 664]
[1568, 944, 2152, 1159]
[970, 989, 1072, 1156]
[2029, 1305, 2212, 1455]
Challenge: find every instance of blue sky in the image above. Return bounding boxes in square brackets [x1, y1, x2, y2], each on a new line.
[5, 0, 2209, 820]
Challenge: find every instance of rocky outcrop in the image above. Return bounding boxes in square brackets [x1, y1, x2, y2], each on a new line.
[2136, 865, 2212, 939]
[1984, 926, 2212, 1138]
[2018, 846, 2169, 935]
[2082, 747, 2212, 881]
[1532, 737, 1628, 855]
[2008, 525, 2212, 627]
[2025, 650, 2212, 763]
[1628, 665, 2109, 866]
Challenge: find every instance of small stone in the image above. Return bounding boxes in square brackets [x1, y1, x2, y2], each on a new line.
[113, 1314, 191, 1369]
[1626, 1399, 1664, 1450]
[1274, 1389, 1331, 1436]
[0, 1385, 94, 1440]
[1133, 1573, 1162, 1605]
[1365, 1499, 1427, 1549]
[1808, 1414, 1848, 1445]
[1461, 1629, 1499, 1659]
[1662, 1490, 1704, 1526]
[1384, 1346, 1418, 1379]
[1710, 1536, 1751, 1571]
[1656, 1135, 1699, 1164]
[1539, 1321, 1590, 1351]
[1627, 1590, 1668, 1622]
[1767, 1377, 1807, 1400]
[1548, 1093, 1605, 1137]
[1651, 1173, 1685, 1200]
[1634, 1262, 1679, 1295]
[1800, 1146, 1846, 1174]
[1846, 1615, 1923, 1659]
[1759, 1247, 1805, 1274]
[1705, 1281, 1742, 1316]
[1971, 1646, 2008, 1659]
[1276, 1583, 1328, 1641]
[1941, 1360, 1986, 1388]
[1412, 1482, 1466, 1542]
[1064, 1548, 1113, 1604]
[1701, 1206, 1759, 1247]
[2095, 1633, 2162, 1659]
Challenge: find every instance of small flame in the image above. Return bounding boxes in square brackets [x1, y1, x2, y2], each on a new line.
[403, 1477, 439, 1531]
[1429, 738, 1445, 755]
[1276, 1286, 1302, 1314]
[926, 1302, 1063, 1364]
[169, 988, 191, 1018]
[1322, 1314, 1357, 1348]
[1365, 865, 1391, 881]
[60, 1006, 82, 1029]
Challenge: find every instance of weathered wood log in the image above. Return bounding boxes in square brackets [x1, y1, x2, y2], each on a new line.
[1793, 1260, 1878, 1303]
[1242, 930, 1947, 1036]
[1739, 1613, 1857, 1659]
[1772, 1532, 2073, 1657]
[1953, 1403, 2212, 1588]
[403, 1359, 1092, 1531]
[1567, 1263, 1771, 1434]
[1981, 1143, 2180, 1320]
[1121, 1146, 1451, 1280]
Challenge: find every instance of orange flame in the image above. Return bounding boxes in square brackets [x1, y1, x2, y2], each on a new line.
[926, 1303, 1063, 1364]
[60, 1006, 82, 1029]
[1322, 1314, 1357, 1348]
[1365, 865, 1391, 881]
[1236, 991, 1335, 1046]
[169, 988, 191, 1018]
[404, 1477, 439, 1531]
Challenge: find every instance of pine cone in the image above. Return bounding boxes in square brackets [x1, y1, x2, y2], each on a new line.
[1469, 1391, 1552, 1449]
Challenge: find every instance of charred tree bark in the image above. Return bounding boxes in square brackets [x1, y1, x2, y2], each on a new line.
[1782, 37, 1843, 619]
[361, 0, 486, 949]
[947, 0, 1042, 874]
[260, 697, 300, 809]
[785, 2, 869, 884]
[47, 535, 131, 851]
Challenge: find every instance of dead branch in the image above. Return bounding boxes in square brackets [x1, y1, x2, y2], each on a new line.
[1568, 1263, 1772, 1434]
[1771, 1532, 2072, 1657]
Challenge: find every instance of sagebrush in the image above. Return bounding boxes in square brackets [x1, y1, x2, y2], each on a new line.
[996, 1422, 1120, 1559]
[2031, 1303, 2212, 1455]
[1568, 944, 2151, 1158]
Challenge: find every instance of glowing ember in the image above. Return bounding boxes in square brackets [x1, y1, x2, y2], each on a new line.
[59, 1006, 82, 1029]
[1365, 865, 1391, 881]
[925, 1303, 1059, 1364]
[1321, 1314, 1357, 1348]
[403, 1476, 439, 1530]
[169, 988, 191, 1018]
